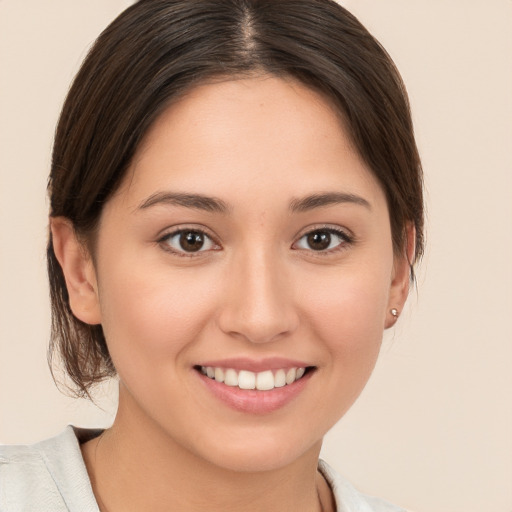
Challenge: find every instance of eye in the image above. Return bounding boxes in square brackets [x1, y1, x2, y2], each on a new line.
[160, 229, 218, 255]
[293, 228, 351, 252]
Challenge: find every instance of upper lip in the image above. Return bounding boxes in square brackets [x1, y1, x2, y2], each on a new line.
[195, 357, 313, 373]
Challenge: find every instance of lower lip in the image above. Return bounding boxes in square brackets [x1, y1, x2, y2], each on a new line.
[196, 369, 314, 414]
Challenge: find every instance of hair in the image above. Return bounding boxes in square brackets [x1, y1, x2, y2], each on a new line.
[47, 0, 424, 398]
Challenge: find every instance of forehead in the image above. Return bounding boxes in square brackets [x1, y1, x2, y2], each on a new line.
[115, 75, 384, 211]
[139, 74, 352, 158]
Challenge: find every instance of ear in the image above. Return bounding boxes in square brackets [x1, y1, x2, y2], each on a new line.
[50, 217, 102, 325]
[385, 223, 416, 329]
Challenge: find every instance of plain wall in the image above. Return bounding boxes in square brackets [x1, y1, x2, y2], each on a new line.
[1, 2, 511, 511]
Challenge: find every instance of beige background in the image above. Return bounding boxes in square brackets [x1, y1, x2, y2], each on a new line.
[1, 1, 511, 511]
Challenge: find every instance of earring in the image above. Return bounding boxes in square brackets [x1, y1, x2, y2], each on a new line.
[390, 308, 399, 319]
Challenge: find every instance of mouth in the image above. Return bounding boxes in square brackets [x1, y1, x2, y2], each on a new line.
[193, 357, 317, 413]
[194, 365, 315, 391]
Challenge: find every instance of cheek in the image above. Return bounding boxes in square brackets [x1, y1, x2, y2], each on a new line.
[96, 260, 219, 372]
[298, 262, 391, 363]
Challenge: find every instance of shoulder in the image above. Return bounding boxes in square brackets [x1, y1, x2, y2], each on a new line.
[318, 459, 410, 512]
[0, 426, 101, 512]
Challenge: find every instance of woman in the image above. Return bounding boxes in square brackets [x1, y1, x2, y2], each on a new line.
[0, 1, 423, 510]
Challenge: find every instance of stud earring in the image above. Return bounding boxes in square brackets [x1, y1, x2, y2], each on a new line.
[390, 308, 399, 319]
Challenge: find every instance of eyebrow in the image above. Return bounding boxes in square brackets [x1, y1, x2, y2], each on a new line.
[138, 192, 230, 214]
[138, 190, 370, 214]
[289, 192, 371, 212]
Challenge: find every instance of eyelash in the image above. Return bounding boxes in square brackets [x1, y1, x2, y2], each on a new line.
[158, 227, 220, 258]
[292, 226, 354, 255]
[157, 225, 354, 257]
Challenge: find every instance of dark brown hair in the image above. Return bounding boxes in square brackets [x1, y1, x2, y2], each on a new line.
[48, 0, 424, 397]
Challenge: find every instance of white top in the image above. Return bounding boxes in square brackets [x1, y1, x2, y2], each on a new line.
[0, 426, 407, 511]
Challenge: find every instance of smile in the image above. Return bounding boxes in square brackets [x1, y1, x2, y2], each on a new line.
[199, 366, 307, 391]
[194, 359, 316, 413]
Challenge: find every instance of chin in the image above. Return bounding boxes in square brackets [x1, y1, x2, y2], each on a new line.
[186, 427, 324, 474]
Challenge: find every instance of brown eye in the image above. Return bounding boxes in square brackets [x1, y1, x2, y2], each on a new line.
[293, 228, 351, 253]
[306, 231, 331, 251]
[161, 229, 217, 254]
[180, 231, 205, 252]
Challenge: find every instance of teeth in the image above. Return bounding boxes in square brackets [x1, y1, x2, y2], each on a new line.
[224, 368, 238, 387]
[285, 368, 296, 385]
[256, 370, 274, 391]
[274, 369, 286, 388]
[200, 366, 308, 391]
[238, 370, 256, 389]
[214, 367, 225, 383]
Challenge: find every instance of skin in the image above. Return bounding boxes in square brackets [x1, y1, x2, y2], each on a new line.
[52, 75, 412, 512]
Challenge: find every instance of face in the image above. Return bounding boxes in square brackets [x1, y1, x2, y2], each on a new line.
[70, 76, 408, 472]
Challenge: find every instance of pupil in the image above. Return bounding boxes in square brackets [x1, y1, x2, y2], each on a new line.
[307, 231, 331, 251]
[180, 231, 204, 252]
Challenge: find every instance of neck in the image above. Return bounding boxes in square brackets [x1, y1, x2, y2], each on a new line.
[81, 388, 333, 512]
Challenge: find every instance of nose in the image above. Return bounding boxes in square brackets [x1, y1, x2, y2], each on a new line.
[217, 249, 299, 344]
